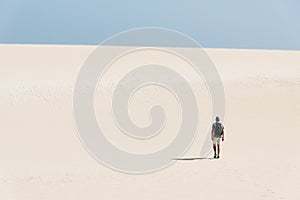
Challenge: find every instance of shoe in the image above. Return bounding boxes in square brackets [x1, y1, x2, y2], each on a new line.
[216, 155, 220, 159]
[213, 154, 217, 159]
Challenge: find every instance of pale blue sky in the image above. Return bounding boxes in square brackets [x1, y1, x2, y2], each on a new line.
[0, 0, 299, 50]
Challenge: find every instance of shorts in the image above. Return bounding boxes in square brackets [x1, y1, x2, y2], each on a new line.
[212, 137, 221, 145]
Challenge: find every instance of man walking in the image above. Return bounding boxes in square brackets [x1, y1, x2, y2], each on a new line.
[211, 116, 224, 159]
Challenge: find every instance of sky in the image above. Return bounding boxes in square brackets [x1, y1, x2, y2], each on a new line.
[0, 0, 299, 50]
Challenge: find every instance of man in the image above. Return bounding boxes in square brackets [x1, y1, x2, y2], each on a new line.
[211, 116, 224, 159]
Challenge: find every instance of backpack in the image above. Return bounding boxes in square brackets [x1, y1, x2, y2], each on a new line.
[213, 123, 223, 137]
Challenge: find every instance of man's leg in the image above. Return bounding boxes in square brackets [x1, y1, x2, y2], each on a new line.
[213, 144, 217, 158]
[217, 144, 220, 158]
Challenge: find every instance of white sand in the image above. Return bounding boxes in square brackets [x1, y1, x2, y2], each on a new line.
[0, 45, 299, 199]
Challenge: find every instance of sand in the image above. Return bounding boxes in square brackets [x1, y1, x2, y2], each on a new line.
[0, 44, 299, 199]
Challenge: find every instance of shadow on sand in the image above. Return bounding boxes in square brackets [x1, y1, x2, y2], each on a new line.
[172, 157, 214, 161]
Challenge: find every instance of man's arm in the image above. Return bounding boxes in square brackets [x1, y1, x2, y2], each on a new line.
[222, 129, 225, 141]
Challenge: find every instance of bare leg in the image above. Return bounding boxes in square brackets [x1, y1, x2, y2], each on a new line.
[213, 144, 217, 158]
[217, 144, 220, 157]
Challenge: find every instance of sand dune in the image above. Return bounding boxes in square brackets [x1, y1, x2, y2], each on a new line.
[0, 45, 299, 199]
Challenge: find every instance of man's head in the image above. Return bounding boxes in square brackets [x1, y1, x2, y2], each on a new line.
[216, 116, 220, 122]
